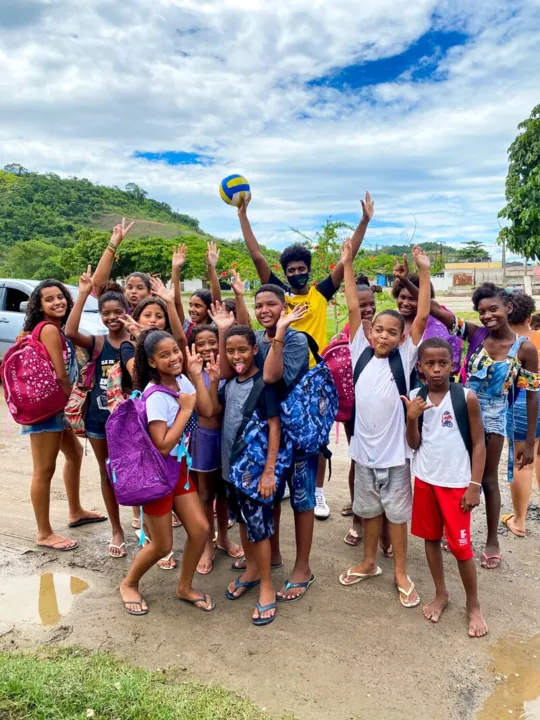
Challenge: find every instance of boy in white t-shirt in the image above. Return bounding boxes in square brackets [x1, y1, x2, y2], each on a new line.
[404, 337, 488, 638]
[338, 241, 430, 609]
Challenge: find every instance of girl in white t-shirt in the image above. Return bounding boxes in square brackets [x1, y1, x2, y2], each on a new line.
[338, 240, 431, 610]
[119, 329, 217, 616]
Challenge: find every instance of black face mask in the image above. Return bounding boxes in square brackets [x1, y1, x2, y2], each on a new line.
[288, 273, 310, 290]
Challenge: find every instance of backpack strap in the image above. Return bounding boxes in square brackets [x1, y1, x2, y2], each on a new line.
[416, 384, 428, 436]
[141, 384, 179, 402]
[233, 376, 266, 445]
[388, 348, 407, 399]
[353, 346, 374, 384]
[449, 383, 472, 459]
[31, 321, 67, 353]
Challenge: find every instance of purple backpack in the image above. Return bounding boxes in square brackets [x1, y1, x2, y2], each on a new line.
[105, 385, 188, 506]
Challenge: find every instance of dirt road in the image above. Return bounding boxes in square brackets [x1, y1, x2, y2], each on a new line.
[0, 396, 539, 719]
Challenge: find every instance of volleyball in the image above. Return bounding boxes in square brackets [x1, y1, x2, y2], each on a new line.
[219, 174, 251, 207]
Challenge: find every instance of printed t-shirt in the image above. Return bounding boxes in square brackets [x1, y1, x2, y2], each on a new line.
[268, 271, 336, 365]
[220, 370, 280, 482]
[349, 324, 418, 468]
[409, 387, 471, 488]
[86, 337, 118, 427]
[145, 375, 196, 428]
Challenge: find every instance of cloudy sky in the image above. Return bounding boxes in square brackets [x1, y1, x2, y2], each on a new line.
[0, 0, 538, 257]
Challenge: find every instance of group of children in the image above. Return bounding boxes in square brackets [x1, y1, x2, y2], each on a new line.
[10, 190, 540, 634]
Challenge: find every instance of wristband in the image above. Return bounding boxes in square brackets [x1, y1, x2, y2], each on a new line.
[108, 242, 119, 252]
[469, 481, 482, 487]
[272, 338, 285, 351]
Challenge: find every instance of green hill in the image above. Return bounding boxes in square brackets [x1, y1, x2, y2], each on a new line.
[0, 165, 280, 283]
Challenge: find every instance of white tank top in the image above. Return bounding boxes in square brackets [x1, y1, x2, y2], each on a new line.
[410, 388, 471, 488]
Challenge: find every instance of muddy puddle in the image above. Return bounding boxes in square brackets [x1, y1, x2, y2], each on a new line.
[0, 572, 89, 627]
[478, 634, 540, 719]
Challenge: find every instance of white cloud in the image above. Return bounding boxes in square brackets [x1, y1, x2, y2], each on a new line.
[0, 0, 538, 255]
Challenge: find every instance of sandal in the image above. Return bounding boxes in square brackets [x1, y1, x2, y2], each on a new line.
[501, 513, 525, 538]
[196, 553, 215, 575]
[178, 593, 215, 612]
[121, 595, 148, 616]
[277, 574, 316, 602]
[252, 601, 277, 626]
[339, 567, 382, 586]
[380, 543, 393, 558]
[216, 543, 244, 559]
[225, 576, 261, 600]
[157, 552, 176, 570]
[108, 542, 127, 558]
[341, 501, 353, 517]
[344, 528, 362, 546]
[396, 577, 420, 608]
[481, 552, 502, 569]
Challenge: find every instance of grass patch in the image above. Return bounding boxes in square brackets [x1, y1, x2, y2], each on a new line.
[92, 214, 208, 240]
[0, 648, 286, 720]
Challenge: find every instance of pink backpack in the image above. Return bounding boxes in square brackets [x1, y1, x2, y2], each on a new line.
[1, 321, 69, 426]
[321, 325, 353, 423]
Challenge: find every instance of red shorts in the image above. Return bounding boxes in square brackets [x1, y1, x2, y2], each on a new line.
[143, 459, 196, 517]
[411, 477, 473, 561]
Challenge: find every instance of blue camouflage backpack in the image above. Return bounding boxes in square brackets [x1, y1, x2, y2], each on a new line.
[229, 377, 293, 504]
[280, 334, 338, 455]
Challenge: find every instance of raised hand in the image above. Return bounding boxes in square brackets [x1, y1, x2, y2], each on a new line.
[186, 345, 204, 378]
[172, 244, 187, 271]
[360, 191, 374, 223]
[230, 269, 246, 296]
[340, 238, 353, 265]
[205, 352, 221, 383]
[276, 304, 308, 334]
[110, 217, 134, 248]
[208, 301, 235, 332]
[118, 315, 144, 339]
[413, 245, 431, 272]
[79, 264, 94, 295]
[206, 241, 220, 268]
[150, 276, 174, 304]
[400, 394, 433, 420]
[237, 196, 251, 218]
[393, 253, 409, 279]
[178, 392, 196, 413]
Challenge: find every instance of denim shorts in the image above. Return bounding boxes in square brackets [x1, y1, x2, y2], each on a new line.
[20, 412, 67, 435]
[85, 414, 107, 441]
[478, 395, 507, 436]
[190, 426, 221, 473]
[225, 483, 275, 543]
[279, 452, 318, 513]
[353, 461, 412, 524]
[506, 392, 540, 442]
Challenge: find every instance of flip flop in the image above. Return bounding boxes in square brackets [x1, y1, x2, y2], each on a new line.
[339, 567, 382, 586]
[178, 593, 215, 612]
[225, 576, 261, 600]
[396, 577, 420, 608]
[341, 502, 353, 517]
[68, 515, 107, 528]
[131, 518, 141, 530]
[122, 598, 148, 616]
[381, 544, 394, 558]
[196, 553, 215, 575]
[172, 514, 182, 528]
[481, 552, 502, 569]
[216, 543, 244, 559]
[231, 558, 283, 572]
[252, 601, 277, 626]
[277, 574, 316, 602]
[157, 552, 176, 570]
[501, 514, 526, 538]
[344, 529, 362, 546]
[108, 542, 127, 558]
[37, 540, 78, 552]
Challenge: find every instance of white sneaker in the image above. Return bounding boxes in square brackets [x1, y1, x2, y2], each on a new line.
[314, 491, 330, 520]
[283, 484, 291, 500]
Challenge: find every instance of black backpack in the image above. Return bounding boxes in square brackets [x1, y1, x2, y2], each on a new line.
[350, 347, 408, 434]
[417, 383, 472, 459]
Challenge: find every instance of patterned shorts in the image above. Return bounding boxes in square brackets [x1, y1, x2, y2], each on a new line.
[225, 483, 275, 543]
[280, 452, 318, 513]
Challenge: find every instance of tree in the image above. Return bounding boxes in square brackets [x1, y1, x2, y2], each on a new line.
[498, 104, 540, 260]
[455, 240, 491, 262]
[125, 183, 148, 203]
[3, 163, 28, 176]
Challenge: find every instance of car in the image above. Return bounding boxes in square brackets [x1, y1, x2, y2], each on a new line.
[0, 279, 106, 360]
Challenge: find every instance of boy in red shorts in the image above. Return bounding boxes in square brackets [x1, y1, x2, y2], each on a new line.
[403, 337, 489, 638]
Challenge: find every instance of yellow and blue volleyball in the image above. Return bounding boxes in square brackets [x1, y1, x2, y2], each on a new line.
[219, 174, 251, 207]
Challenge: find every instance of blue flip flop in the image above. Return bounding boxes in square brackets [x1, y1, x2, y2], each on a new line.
[277, 574, 316, 603]
[225, 575, 261, 600]
[252, 601, 277, 626]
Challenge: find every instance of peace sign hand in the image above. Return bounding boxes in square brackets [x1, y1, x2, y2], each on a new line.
[393, 253, 409, 280]
[186, 345, 204, 378]
[360, 191, 374, 222]
[118, 315, 144, 339]
[205, 352, 221, 383]
[79, 265, 94, 296]
[400, 394, 433, 420]
[110, 217, 134, 248]
[230, 270, 246, 296]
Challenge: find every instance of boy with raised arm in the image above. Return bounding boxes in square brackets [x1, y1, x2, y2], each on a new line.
[339, 240, 430, 609]
[237, 192, 374, 518]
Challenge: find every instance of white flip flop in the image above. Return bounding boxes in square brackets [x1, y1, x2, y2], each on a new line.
[397, 576, 420, 608]
[339, 566, 382, 586]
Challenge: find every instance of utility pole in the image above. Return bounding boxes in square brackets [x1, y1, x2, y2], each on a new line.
[501, 237, 506, 285]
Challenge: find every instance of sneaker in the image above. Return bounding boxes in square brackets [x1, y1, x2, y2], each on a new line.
[282, 484, 291, 500]
[314, 490, 330, 520]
